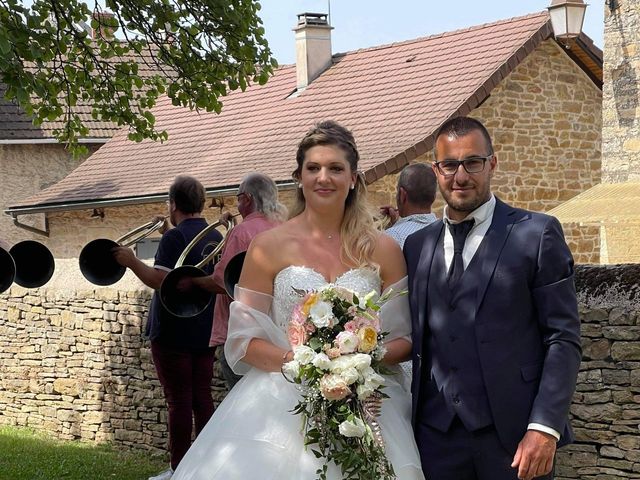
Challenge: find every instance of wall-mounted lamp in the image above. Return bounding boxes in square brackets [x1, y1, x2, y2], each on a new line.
[209, 197, 224, 212]
[548, 0, 587, 41]
[90, 208, 105, 219]
[607, 0, 617, 11]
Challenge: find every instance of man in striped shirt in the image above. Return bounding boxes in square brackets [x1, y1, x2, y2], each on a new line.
[382, 163, 438, 249]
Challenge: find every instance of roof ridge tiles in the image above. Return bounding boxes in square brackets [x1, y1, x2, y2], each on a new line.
[331, 11, 549, 60]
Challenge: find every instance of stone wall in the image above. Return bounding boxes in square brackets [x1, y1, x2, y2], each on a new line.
[602, 0, 640, 182]
[0, 285, 227, 452]
[1, 143, 100, 247]
[556, 264, 640, 479]
[1, 265, 639, 479]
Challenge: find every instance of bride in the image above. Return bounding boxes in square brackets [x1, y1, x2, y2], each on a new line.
[173, 121, 424, 479]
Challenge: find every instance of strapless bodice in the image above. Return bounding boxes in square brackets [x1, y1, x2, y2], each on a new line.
[272, 266, 381, 331]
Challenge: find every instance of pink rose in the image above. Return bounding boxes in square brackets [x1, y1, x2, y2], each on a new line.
[320, 374, 351, 401]
[344, 321, 358, 332]
[291, 304, 306, 325]
[288, 322, 308, 348]
[305, 322, 316, 334]
[326, 347, 341, 359]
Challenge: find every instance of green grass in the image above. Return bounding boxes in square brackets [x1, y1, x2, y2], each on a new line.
[0, 425, 168, 480]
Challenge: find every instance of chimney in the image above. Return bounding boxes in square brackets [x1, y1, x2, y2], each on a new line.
[293, 13, 333, 90]
[92, 12, 117, 40]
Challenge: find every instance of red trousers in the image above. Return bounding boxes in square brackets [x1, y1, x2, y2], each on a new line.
[151, 341, 215, 470]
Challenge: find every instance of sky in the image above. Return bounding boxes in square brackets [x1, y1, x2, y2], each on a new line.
[258, 0, 605, 66]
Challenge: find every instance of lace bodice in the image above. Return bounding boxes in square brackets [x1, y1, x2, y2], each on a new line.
[272, 266, 381, 331]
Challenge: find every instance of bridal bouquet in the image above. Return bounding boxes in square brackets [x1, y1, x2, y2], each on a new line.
[281, 284, 399, 480]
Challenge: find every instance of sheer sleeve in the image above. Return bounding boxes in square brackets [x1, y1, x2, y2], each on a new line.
[224, 286, 289, 375]
[379, 276, 412, 344]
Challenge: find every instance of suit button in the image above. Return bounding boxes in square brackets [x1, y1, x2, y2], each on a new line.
[452, 395, 460, 404]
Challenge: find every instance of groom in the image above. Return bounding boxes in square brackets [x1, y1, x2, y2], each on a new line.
[404, 116, 581, 480]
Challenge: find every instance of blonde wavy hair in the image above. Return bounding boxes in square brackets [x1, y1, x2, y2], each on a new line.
[291, 121, 379, 269]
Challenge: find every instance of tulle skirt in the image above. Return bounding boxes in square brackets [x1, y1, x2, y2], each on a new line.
[173, 368, 424, 479]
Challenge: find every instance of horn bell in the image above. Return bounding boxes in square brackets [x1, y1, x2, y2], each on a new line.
[223, 250, 246, 299]
[79, 238, 125, 286]
[10, 240, 55, 288]
[0, 247, 16, 294]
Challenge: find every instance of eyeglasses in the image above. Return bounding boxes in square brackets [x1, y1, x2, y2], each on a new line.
[434, 155, 492, 177]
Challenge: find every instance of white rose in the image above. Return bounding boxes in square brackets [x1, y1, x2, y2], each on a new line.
[361, 367, 385, 388]
[340, 367, 360, 385]
[309, 300, 335, 328]
[329, 355, 353, 373]
[335, 331, 359, 354]
[293, 345, 316, 365]
[356, 383, 376, 399]
[351, 353, 372, 371]
[282, 360, 300, 380]
[312, 352, 332, 370]
[338, 417, 367, 438]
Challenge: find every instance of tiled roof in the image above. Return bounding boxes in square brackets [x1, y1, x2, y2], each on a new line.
[9, 11, 600, 211]
[0, 46, 167, 141]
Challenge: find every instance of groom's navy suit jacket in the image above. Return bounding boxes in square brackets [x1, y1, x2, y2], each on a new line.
[404, 198, 581, 454]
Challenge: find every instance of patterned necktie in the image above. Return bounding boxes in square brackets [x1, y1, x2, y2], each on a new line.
[447, 219, 475, 289]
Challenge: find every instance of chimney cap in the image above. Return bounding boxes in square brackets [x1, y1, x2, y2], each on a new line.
[296, 12, 330, 27]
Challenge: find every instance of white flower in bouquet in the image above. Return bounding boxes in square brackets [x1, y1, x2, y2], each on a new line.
[361, 366, 385, 388]
[338, 417, 367, 438]
[282, 359, 301, 380]
[293, 345, 316, 365]
[340, 367, 360, 385]
[309, 300, 335, 328]
[312, 352, 332, 370]
[351, 353, 373, 371]
[356, 382, 376, 399]
[335, 330, 359, 354]
[358, 290, 378, 309]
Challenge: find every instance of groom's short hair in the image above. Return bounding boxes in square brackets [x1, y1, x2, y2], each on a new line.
[434, 116, 494, 156]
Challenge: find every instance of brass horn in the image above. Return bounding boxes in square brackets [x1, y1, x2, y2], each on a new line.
[0, 241, 55, 294]
[223, 250, 246, 299]
[79, 217, 167, 286]
[0, 246, 15, 294]
[160, 217, 236, 318]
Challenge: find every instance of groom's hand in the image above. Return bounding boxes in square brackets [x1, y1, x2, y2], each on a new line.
[511, 430, 556, 480]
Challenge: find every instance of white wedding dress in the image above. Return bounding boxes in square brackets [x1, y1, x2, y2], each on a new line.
[173, 266, 424, 480]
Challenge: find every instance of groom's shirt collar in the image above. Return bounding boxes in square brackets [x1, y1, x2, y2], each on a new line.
[442, 195, 496, 272]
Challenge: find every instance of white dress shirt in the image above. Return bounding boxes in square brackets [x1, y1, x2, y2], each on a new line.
[442, 195, 560, 441]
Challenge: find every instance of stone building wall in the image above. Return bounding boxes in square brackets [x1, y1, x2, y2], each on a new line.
[601, 224, 640, 264]
[0, 143, 100, 247]
[602, 0, 640, 182]
[368, 39, 602, 263]
[1, 265, 639, 479]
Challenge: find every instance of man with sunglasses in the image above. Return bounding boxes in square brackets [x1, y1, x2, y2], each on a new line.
[404, 116, 581, 480]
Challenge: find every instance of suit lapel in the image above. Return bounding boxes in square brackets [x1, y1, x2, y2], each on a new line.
[474, 199, 518, 310]
[416, 221, 444, 338]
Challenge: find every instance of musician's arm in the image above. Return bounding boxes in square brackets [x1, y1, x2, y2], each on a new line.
[112, 246, 167, 289]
